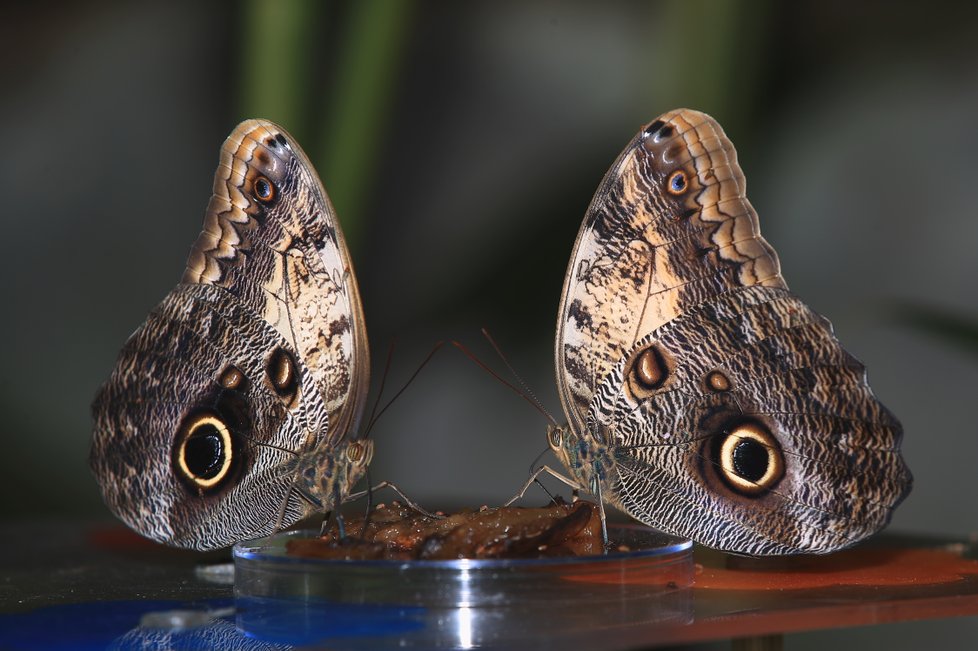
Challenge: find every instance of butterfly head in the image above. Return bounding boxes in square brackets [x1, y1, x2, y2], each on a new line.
[547, 425, 577, 473]
[294, 438, 374, 509]
[547, 424, 615, 498]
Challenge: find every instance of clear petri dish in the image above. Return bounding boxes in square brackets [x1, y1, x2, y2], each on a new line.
[233, 526, 694, 648]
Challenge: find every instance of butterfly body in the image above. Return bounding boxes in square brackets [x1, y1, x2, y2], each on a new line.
[553, 109, 911, 555]
[91, 120, 369, 551]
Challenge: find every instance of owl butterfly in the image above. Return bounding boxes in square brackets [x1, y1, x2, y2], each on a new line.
[550, 109, 911, 555]
[91, 120, 371, 550]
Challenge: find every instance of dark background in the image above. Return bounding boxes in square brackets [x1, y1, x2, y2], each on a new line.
[3, 2, 977, 647]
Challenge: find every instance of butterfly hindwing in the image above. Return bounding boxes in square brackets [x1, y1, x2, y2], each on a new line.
[591, 285, 908, 554]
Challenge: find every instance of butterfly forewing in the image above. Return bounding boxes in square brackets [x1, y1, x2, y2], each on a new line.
[556, 109, 784, 437]
[184, 120, 369, 445]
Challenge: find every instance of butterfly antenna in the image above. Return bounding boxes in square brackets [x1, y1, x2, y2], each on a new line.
[364, 338, 398, 436]
[480, 328, 559, 425]
[529, 444, 550, 471]
[364, 341, 446, 437]
[451, 338, 558, 427]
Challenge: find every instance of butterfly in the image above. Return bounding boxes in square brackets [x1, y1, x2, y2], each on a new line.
[90, 120, 372, 551]
[548, 109, 912, 555]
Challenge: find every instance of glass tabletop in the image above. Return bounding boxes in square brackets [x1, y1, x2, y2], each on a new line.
[1, 520, 976, 650]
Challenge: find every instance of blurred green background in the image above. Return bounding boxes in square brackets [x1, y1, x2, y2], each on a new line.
[3, 0, 978, 646]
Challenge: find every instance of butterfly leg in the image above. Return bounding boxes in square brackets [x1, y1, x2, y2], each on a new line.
[359, 469, 377, 535]
[504, 465, 582, 506]
[318, 510, 333, 537]
[328, 480, 349, 540]
[344, 480, 441, 518]
[272, 481, 314, 536]
[335, 512, 348, 540]
[594, 474, 609, 548]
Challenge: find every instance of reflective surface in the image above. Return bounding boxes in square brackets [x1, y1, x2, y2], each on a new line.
[3, 521, 978, 650]
[234, 527, 694, 648]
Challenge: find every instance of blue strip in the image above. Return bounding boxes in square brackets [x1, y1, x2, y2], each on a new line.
[0, 597, 426, 650]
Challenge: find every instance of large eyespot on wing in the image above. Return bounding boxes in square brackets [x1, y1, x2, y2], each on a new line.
[173, 412, 237, 492]
[709, 419, 785, 496]
[555, 109, 785, 438]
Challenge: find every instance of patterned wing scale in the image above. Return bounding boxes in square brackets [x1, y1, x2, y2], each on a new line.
[553, 109, 911, 555]
[91, 121, 371, 550]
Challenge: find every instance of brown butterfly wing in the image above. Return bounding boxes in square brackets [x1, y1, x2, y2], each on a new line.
[91, 121, 369, 550]
[555, 109, 910, 554]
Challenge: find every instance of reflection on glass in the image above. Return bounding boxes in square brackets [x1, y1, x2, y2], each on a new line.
[457, 606, 473, 649]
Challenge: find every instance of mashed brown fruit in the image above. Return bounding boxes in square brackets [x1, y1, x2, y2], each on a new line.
[287, 500, 607, 561]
